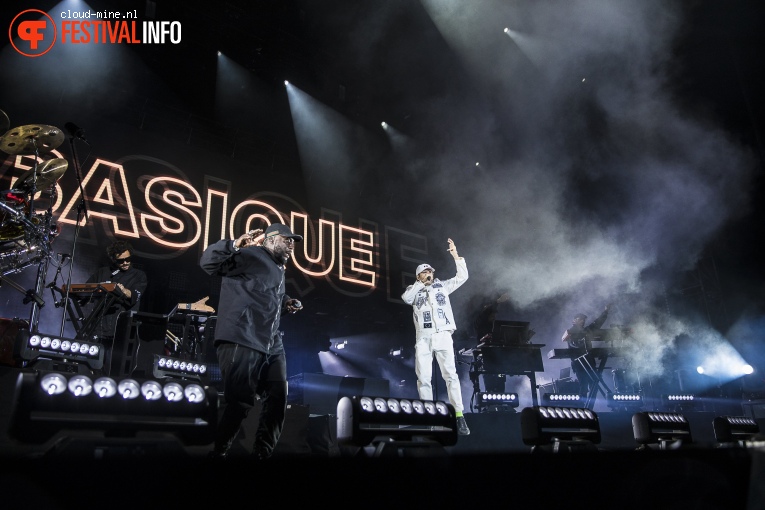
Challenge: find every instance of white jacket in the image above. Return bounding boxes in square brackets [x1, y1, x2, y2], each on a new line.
[401, 258, 468, 336]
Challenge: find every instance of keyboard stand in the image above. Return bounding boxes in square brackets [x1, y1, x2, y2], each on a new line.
[61, 285, 123, 341]
[574, 352, 613, 410]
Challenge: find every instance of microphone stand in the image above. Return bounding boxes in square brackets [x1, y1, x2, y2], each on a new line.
[26, 142, 47, 333]
[59, 134, 90, 337]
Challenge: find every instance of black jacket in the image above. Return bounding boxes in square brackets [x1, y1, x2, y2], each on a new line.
[200, 239, 291, 355]
[85, 265, 148, 339]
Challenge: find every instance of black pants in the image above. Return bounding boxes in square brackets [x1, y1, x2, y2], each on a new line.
[214, 342, 287, 459]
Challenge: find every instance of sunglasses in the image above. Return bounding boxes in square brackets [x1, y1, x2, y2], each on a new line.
[114, 257, 132, 264]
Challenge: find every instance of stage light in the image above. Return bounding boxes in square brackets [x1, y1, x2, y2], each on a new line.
[503, 27, 509, 33]
[336, 395, 458, 448]
[118, 379, 140, 399]
[154, 355, 208, 381]
[742, 364, 754, 375]
[541, 393, 585, 408]
[94, 377, 117, 398]
[607, 393, 644, 411]
[520, 406, 601, 451]
[477, 392, 518, 412]
[697, 366, 705, 374]
[9, 371, 218, 446]
[18, 330, 104, 371]
[388, 347, 407, 360]
[284, 80, 289, 85]
[713, 416, 760, 444]
[141, 380, 163, 400]
[40, 372, 67, 395]
[381, 121, 387, 129]
[632, 412, 693, 449]
[661, 393, 702, 412]
[67, 375, 93, 397]
[334, 340, 347, 351]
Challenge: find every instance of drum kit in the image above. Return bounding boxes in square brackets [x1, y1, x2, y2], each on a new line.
[0, 109, 65, 306]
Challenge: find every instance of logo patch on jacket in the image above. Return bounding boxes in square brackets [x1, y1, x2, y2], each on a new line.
[415, 295, 426, 308]
[423, 311, 432, 322]
[435, 293, 446, 306]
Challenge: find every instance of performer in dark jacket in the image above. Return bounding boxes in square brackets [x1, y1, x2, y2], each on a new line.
[200, 223, 303, 459]
[85, 240, 147, 341]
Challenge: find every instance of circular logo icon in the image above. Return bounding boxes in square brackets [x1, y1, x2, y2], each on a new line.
[9, 9, 57, 57]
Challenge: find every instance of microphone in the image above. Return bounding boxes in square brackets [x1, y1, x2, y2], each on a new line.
[64, 122, 88, 143]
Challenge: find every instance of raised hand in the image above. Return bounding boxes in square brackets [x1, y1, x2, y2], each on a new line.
[447, 238, 459, 259]
[235, 228, 264, 249]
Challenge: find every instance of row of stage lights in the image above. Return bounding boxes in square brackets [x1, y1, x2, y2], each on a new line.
[360, 396, 450, 416]
[541, 392, 702, 411]
[337, 395, 458, 447]
[10, 371, 218, 445]
[156, 356, 208, 376]
[20, 331, 105, 370]
[40, 372, 206, 403]
[478, 392, 519, 408]
[28, 333, 100, 358]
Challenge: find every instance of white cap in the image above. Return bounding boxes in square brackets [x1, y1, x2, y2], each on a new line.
[415, 263, 434, 275]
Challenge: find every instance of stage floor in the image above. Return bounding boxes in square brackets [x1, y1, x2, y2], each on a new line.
[1, 365, 764, 509]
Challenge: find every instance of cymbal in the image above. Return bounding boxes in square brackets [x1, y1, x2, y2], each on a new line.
[0, 110, 8, 134]
[15, 158, 68, 191]
[0, 124, 64, 155]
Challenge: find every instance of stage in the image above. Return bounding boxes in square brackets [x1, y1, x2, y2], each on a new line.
[1, 365, 764, 509]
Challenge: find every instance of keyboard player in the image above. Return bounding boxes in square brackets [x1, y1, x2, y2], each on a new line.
[561, 303, 610, 399]
[85, 240, 148, 343]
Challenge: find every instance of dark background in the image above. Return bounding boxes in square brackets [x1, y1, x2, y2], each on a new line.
[1, 0, 764, 407]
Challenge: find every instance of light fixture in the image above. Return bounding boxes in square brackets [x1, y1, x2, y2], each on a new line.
[607, 393, 644, 411]
[334, 340, 347, 350]
[520, 406, 601, 451]
[18, 330, 104, 370]
[9, 370, 218, 446]
[661, 393, 702, 412]
[713, 416, 760, 445]
[154, 355, 208, 380]
[632, 412, 693, 449]
[540, 393, 585, 408]
[476, 392, 519, 412]
[388, 347, 406, 360]
[336, 395, 458, 449]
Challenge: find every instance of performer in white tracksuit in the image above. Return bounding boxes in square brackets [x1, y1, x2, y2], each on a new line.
[401, 238, 470, 435]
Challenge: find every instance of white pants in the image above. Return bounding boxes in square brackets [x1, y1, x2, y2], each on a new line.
[414, 330, 464, 413]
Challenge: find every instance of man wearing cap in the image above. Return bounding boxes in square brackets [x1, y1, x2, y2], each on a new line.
[200, 222, 304, 459]
[561, 304, 611, 400]
[402, 238, 470, 435]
